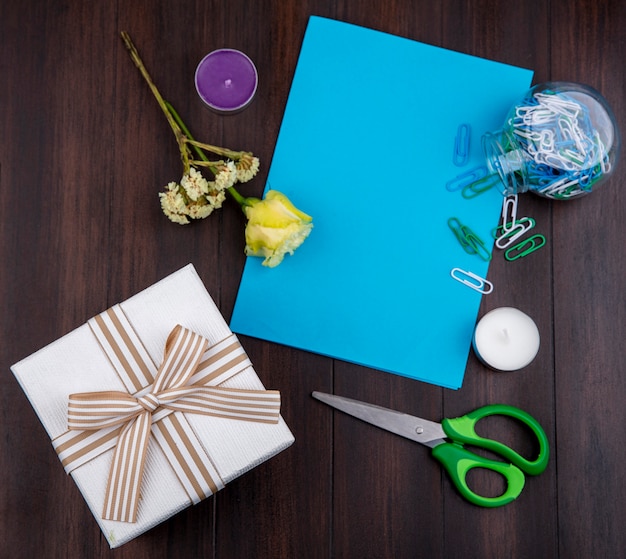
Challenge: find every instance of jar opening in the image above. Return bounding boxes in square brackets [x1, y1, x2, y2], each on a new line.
[482, 131, 527, 196]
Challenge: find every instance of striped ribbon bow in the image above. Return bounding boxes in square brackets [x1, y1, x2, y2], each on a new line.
[63, 313, 281, 523]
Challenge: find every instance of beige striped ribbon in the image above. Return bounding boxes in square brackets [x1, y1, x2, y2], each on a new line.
[52, 305, 281, 523]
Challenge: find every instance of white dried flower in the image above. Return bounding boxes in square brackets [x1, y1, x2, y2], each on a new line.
[214, 161, 238, 191]
[235, 154, 260, 183]
[180, 167, 209, 201]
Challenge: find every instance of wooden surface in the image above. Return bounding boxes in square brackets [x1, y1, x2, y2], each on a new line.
[1, 1, 625, 557]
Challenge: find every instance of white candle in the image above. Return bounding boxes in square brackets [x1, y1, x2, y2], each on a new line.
[472, 307, 540, 371]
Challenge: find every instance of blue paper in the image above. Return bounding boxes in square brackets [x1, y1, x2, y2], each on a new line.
[230, 16, 533, 389]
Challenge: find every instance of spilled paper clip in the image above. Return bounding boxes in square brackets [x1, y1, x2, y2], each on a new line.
[500, 195, 519, 233]
[461, 173, 500, 199]
[453, 123, 471, 166]
[447, 217, 492, 261]
[445, 165, 488, 192]
[450, 268, 493, 294]
[505, 234, 546, 261]
[495, 217, 535, 249]
[493, 217, 536, 239]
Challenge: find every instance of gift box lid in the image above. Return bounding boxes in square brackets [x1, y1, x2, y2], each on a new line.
[11, 264, 295, 548]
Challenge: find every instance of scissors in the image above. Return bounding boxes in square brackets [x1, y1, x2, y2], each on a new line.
[312, 391, 549, 508]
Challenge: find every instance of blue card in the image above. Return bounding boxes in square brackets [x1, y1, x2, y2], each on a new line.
[230, 16, 533, 389]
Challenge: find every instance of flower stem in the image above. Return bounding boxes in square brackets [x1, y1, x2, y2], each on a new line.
[120, 32, 191, 170]
[165, 101, 207, 162]
[165, 101, 247, 161]
[164, 100, 246, 206]
[186, 139, 248, 161]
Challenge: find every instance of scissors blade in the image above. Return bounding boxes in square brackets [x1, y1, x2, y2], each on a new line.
[312, 391, 446, 448]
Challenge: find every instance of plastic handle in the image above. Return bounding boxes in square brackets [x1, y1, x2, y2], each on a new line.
[431, 442, 526, 507]
[441, 404, 550, 476]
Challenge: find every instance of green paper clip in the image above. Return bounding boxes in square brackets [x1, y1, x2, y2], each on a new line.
[447, 217, 492, 261]
[448, 217, 472, 252]
[461, 173, 500, 199]
[505, 234, 546, 261]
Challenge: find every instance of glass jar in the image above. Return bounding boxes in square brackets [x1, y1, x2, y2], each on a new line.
[483, 82, 620, 200]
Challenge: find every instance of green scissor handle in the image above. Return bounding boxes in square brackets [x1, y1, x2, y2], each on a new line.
[431, 442, 526, 507]
[431, 404, 550, 507]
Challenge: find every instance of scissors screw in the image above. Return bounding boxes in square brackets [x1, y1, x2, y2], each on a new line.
[416, 426, 424, 435]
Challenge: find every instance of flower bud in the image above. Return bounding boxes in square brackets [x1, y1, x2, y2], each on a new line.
[243, 190, 313, 267]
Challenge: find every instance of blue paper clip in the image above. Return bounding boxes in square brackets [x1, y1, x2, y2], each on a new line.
[450, 268, 493, 294]
[505, 234, 546, 261]
[453, 123, 471, 166]
[445, 165, 488, 192]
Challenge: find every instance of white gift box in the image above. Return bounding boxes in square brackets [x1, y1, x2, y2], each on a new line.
[11, 264, 295, 548]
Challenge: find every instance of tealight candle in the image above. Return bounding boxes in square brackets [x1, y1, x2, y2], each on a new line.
[472, 307, 540, 371]
[194, 49, 258, 113]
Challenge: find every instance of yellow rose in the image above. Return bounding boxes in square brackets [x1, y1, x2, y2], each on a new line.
[243, 190, 313, 267]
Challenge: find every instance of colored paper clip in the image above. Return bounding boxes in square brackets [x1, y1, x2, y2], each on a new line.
[445, 165, 487, 192]
[461, 173, 500, 199]
[505, 234, 546, 261]
[463, 230, 492, 262]
[448, 217, 473, 252]
[450, 268, 493, 294]
[495, 217, 535, 249]
[500, 195, 519, 233]
[453, 123, 471, 166]
[447, 217, 492, 262]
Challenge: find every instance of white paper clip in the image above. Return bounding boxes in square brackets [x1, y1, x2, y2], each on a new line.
[450, 268, 493, 294]
[495, 216, 535, 249]
[500, 195, 518, 233]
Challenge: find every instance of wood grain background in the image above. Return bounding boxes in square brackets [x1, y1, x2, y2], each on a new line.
[1, 1, 624, 557]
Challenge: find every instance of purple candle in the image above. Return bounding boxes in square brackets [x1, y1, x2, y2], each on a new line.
[194, 49, 258, 113]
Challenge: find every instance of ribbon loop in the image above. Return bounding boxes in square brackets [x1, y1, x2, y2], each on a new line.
[64, 315, 281, 524]
[68, 391, 145, 430]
